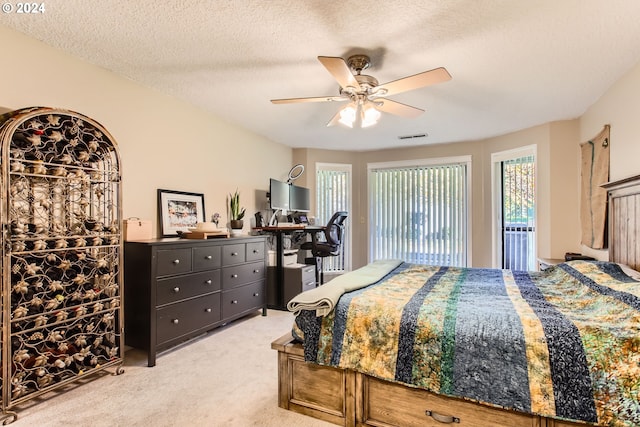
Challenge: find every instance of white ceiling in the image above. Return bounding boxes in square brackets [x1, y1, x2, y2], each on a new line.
[2, 0, 640, 151]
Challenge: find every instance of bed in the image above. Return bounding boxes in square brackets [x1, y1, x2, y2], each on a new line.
[271, 174, 640, 427]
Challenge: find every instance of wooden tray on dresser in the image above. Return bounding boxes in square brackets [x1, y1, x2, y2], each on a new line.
[183, 230, 229, 239]
[272, 333, 589, 427]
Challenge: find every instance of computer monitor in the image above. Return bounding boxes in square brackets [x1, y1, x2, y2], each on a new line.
[269, 178, 289, 211]
[289, 184, 310, 212]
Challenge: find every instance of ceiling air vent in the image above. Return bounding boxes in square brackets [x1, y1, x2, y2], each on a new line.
[398, 133, 428, 140]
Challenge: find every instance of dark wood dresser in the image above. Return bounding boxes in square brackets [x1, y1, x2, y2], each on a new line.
[124, 236, 267, 366]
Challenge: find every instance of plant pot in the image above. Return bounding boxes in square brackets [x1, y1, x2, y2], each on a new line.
[230, 219, 244, 230]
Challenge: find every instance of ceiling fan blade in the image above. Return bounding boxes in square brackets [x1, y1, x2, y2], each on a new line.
[326, 110, 342, 127]
[375, 99, 424, 118]
[318, 56, 361, 91]
[271, 96, 346, 104]
[375, 67, 451, 97]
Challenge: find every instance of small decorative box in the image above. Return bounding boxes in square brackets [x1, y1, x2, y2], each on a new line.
[123, 218, 152, 241]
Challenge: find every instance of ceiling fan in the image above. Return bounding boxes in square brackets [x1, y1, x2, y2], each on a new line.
[271, 54, 452, 128]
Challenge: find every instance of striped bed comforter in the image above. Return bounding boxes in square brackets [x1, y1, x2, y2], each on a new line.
[294, 260, 640, 426]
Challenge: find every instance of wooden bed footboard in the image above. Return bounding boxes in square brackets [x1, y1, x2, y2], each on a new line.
[272, 333, 591, 427]
[271, 333, 355, 426]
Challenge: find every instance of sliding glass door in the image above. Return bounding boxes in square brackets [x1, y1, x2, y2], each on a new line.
[368, 157, 470, 266]
[492, 146, 536, 270]
[316, 163, 352, 273]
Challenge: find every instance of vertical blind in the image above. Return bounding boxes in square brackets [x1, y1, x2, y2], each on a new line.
[316, 168, 350, 272]
[501, 155, 536, 270]
[369, 162, 467, 266]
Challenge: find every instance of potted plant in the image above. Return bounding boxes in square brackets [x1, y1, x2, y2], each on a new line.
[229, 189, 246, 233]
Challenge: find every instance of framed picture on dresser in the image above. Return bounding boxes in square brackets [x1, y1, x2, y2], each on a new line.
[158, 189, 205, 236]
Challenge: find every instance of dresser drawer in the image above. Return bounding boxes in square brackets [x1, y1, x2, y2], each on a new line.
[300, 264, 316, 284]
[193, 245, 222, 271]
[156, 270, 221, 306]
[360, 375, 535, 427]
[282, 264, 317, 304]
[284, 351, 348, 421]
[222, 281, 265, 319]
[222, 261, 265, 289]
[246, 241, 265, 262]
[156, 248, 192, 276]
[156, 293, 221, 345]
[222, 243, 246, 265]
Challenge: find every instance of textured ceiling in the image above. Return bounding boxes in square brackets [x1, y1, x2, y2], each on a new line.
[2, 0, 640, 151]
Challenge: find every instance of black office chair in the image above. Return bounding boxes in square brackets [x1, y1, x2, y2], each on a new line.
[301, 211, 348, 285]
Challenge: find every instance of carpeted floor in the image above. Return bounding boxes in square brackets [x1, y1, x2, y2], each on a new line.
[10, 310, 333, 427]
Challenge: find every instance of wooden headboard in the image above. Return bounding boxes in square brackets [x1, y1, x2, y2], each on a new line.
[603, 174, 640, 271]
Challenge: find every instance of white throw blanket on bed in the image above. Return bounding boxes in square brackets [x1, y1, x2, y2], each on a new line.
[286, 259, 403, 316]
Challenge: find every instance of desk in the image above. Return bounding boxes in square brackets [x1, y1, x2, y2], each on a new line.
[254, 225, 324, 309]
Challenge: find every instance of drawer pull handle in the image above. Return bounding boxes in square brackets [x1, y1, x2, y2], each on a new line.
[253, 249, 258, 253]
[205, 279, 212, 285]
[253, 269, 260, 273]
[205, 308, 212, 313]
[231, 252, 238, 256]
[425, 410, 460, 424]
[173, 287, 180, 293]
[205, 255, 212, 260]
[172, 319, 179, 324]
[231, 274, 238, 278]
[173, 259, 180, 265]
[253, 293, 260, 297]
[231, 300, 238, 304]
[304, 281, 315, 287]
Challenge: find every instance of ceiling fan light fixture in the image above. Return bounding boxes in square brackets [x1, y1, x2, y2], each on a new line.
[361, 104, 381, 128]
[272, 54, 451, 129]
[371, 87, 388, 97]
[338, 104, 357, 128]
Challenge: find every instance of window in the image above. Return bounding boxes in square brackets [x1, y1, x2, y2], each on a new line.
[368, 157, 470, 266]
[491, 146, 536, 270]
[315, 163, 352, 272]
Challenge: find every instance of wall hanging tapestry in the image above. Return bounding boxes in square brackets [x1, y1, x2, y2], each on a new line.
[580, 125, 610, 249]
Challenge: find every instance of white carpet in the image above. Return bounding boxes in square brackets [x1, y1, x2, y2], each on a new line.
[10, 310, 333, 427]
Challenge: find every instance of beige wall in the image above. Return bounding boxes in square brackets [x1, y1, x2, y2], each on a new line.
[548, 121, 582, 257]
[579, 59, 640, 260]
[581, 60, 640, 183]
[0, 26, 292, 236]
[480, 121, 582, 264]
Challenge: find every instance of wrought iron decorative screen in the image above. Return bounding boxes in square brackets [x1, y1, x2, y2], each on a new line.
[0, 107, 124, 423]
